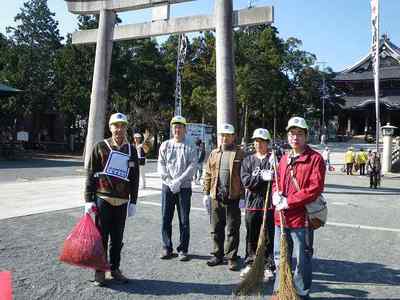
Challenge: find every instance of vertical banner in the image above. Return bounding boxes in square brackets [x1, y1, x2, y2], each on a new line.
[371, 0, 380, 151]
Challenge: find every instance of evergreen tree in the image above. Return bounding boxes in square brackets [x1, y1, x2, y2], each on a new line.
[6, 0, 63, 138]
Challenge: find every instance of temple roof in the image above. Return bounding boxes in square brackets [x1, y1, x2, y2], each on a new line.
[335, 35, 400, 82]
[342, 95, 400, 110]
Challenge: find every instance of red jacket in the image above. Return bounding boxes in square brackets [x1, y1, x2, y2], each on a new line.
[273, 145, 326, 228]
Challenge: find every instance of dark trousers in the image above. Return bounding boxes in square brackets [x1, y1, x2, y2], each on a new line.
[359, 163, 366, 175]
[210, 198, 241, 260]
[346, 163, 353, 175]
[161, 184, 192, 253]
[244, 209, 275, 269]
[95, 196, 127, 271]
[370, 171, 378, 188]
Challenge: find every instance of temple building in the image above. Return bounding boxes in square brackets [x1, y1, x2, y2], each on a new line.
[334, 34, 400, 137]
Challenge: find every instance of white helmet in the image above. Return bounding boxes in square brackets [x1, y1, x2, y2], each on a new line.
[133, 133, 142, 138]
[219, 123, 235, 135]
[252, 128, 271, 141]
[170, 115, 187, 126]
[286, 116, 308, 131]
[109, 113, 128, 126]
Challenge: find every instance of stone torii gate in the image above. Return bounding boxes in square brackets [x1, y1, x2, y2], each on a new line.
[65, 0, 273, 167]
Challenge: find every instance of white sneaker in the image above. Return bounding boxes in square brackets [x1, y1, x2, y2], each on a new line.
[264, 269, 274, 281]
[240, 265, 251, 278]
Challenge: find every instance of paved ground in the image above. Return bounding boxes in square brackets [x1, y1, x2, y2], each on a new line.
[0, 145, 399, 300]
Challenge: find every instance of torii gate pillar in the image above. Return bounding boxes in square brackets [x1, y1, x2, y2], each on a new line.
[84, 9, 115, 168]
[215, 0, 236, 133]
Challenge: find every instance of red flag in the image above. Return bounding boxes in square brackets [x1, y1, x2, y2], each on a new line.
[0, 271, 12, 300]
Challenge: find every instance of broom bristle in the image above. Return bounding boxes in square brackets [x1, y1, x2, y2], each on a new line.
[278, 231, 300, 300]
[233, 234, 266, 296]
[233, 171, 273, 296]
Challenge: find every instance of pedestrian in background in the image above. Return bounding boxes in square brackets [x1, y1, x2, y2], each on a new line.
[367, 150, 381, 189]
[84, 113, 139, 286]
[158, 116, 196, 261]
[203, 123, 244, 271]
[344, 146, 355, 175]
[271, 116, 326, 300]
[133, 133, 147, 189]
[240, 128, 275, 281]
[356, 148, 368, 176]
[322, 146, 331, 170]
[194, 139, 206, 185]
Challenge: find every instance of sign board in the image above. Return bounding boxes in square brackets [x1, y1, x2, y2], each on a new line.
[186, 123, 214, 153]
[17, 131, 29, 142]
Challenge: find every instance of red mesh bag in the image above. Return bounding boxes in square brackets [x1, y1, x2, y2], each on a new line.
[0, 271, 12, 300]
[59, 213, 110, 271]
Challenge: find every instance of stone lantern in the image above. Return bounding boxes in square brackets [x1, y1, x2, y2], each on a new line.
[381, 123, 398, 173]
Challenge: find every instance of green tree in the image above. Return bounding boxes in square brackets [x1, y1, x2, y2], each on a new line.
[6, 0, 63, 138]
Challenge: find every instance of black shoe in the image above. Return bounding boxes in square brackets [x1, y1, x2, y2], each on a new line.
[178, 252, 190, 262]
[93, 271, 106, 287]
[228, 259, 240, 271]
[207, 257, 223, 267]
[160, 249, 173, 259]
[110, 269, 128, 284]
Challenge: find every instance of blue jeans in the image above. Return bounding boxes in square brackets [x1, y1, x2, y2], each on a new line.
[161, 184, 192, 253]
[273, 226, 314, 298]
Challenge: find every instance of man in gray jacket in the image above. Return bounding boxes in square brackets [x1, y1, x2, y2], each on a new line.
[158, 116, 197, 261]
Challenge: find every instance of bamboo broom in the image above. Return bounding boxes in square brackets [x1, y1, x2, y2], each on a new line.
[271, 150, 300, 300]
[233, 180, 272, 296]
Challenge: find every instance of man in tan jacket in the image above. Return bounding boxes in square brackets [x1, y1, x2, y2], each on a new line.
[203, 123, 245, 271]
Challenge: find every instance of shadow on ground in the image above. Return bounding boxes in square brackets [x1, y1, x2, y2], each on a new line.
[312, 258, 400, 299]
[0, 158, 83, 169]
[325, 183, 400, 195]
[106, 279, 273, 297]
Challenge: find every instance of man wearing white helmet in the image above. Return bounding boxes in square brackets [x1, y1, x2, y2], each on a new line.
[84, 112, 139, 286]
[270, 116, 325, 300]
[157, 115, 197, 261]
[203, 123, 244, 271]
[239, 128, 275, 281]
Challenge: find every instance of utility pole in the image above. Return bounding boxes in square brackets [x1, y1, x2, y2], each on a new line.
[317, 61, 328, 135]
[174, 34, 188, 116]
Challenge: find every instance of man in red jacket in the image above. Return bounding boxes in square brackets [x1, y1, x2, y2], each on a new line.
[271, 116, 326, 300]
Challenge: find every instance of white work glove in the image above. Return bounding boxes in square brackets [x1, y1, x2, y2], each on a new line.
[84, 202, 96, 214]
[169, 179, 181, 194]
[275, 198, 288, 211]
[127, 203, 136, 217]
[203, 195, 211, 214]
[272, 191, 282, 206]
[272, 192, 289, 211]
[260, 169, 273, 181]
[239, 198, 246, 209]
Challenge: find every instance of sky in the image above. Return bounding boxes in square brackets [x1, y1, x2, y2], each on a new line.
[1, 0, 399, 72]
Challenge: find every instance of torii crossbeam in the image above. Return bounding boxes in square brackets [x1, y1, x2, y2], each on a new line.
[65, 0, 274, 167]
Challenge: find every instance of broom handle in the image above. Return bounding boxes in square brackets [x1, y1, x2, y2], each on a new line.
[270, 148, 287, 231]
[261, 180, 271, 230]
